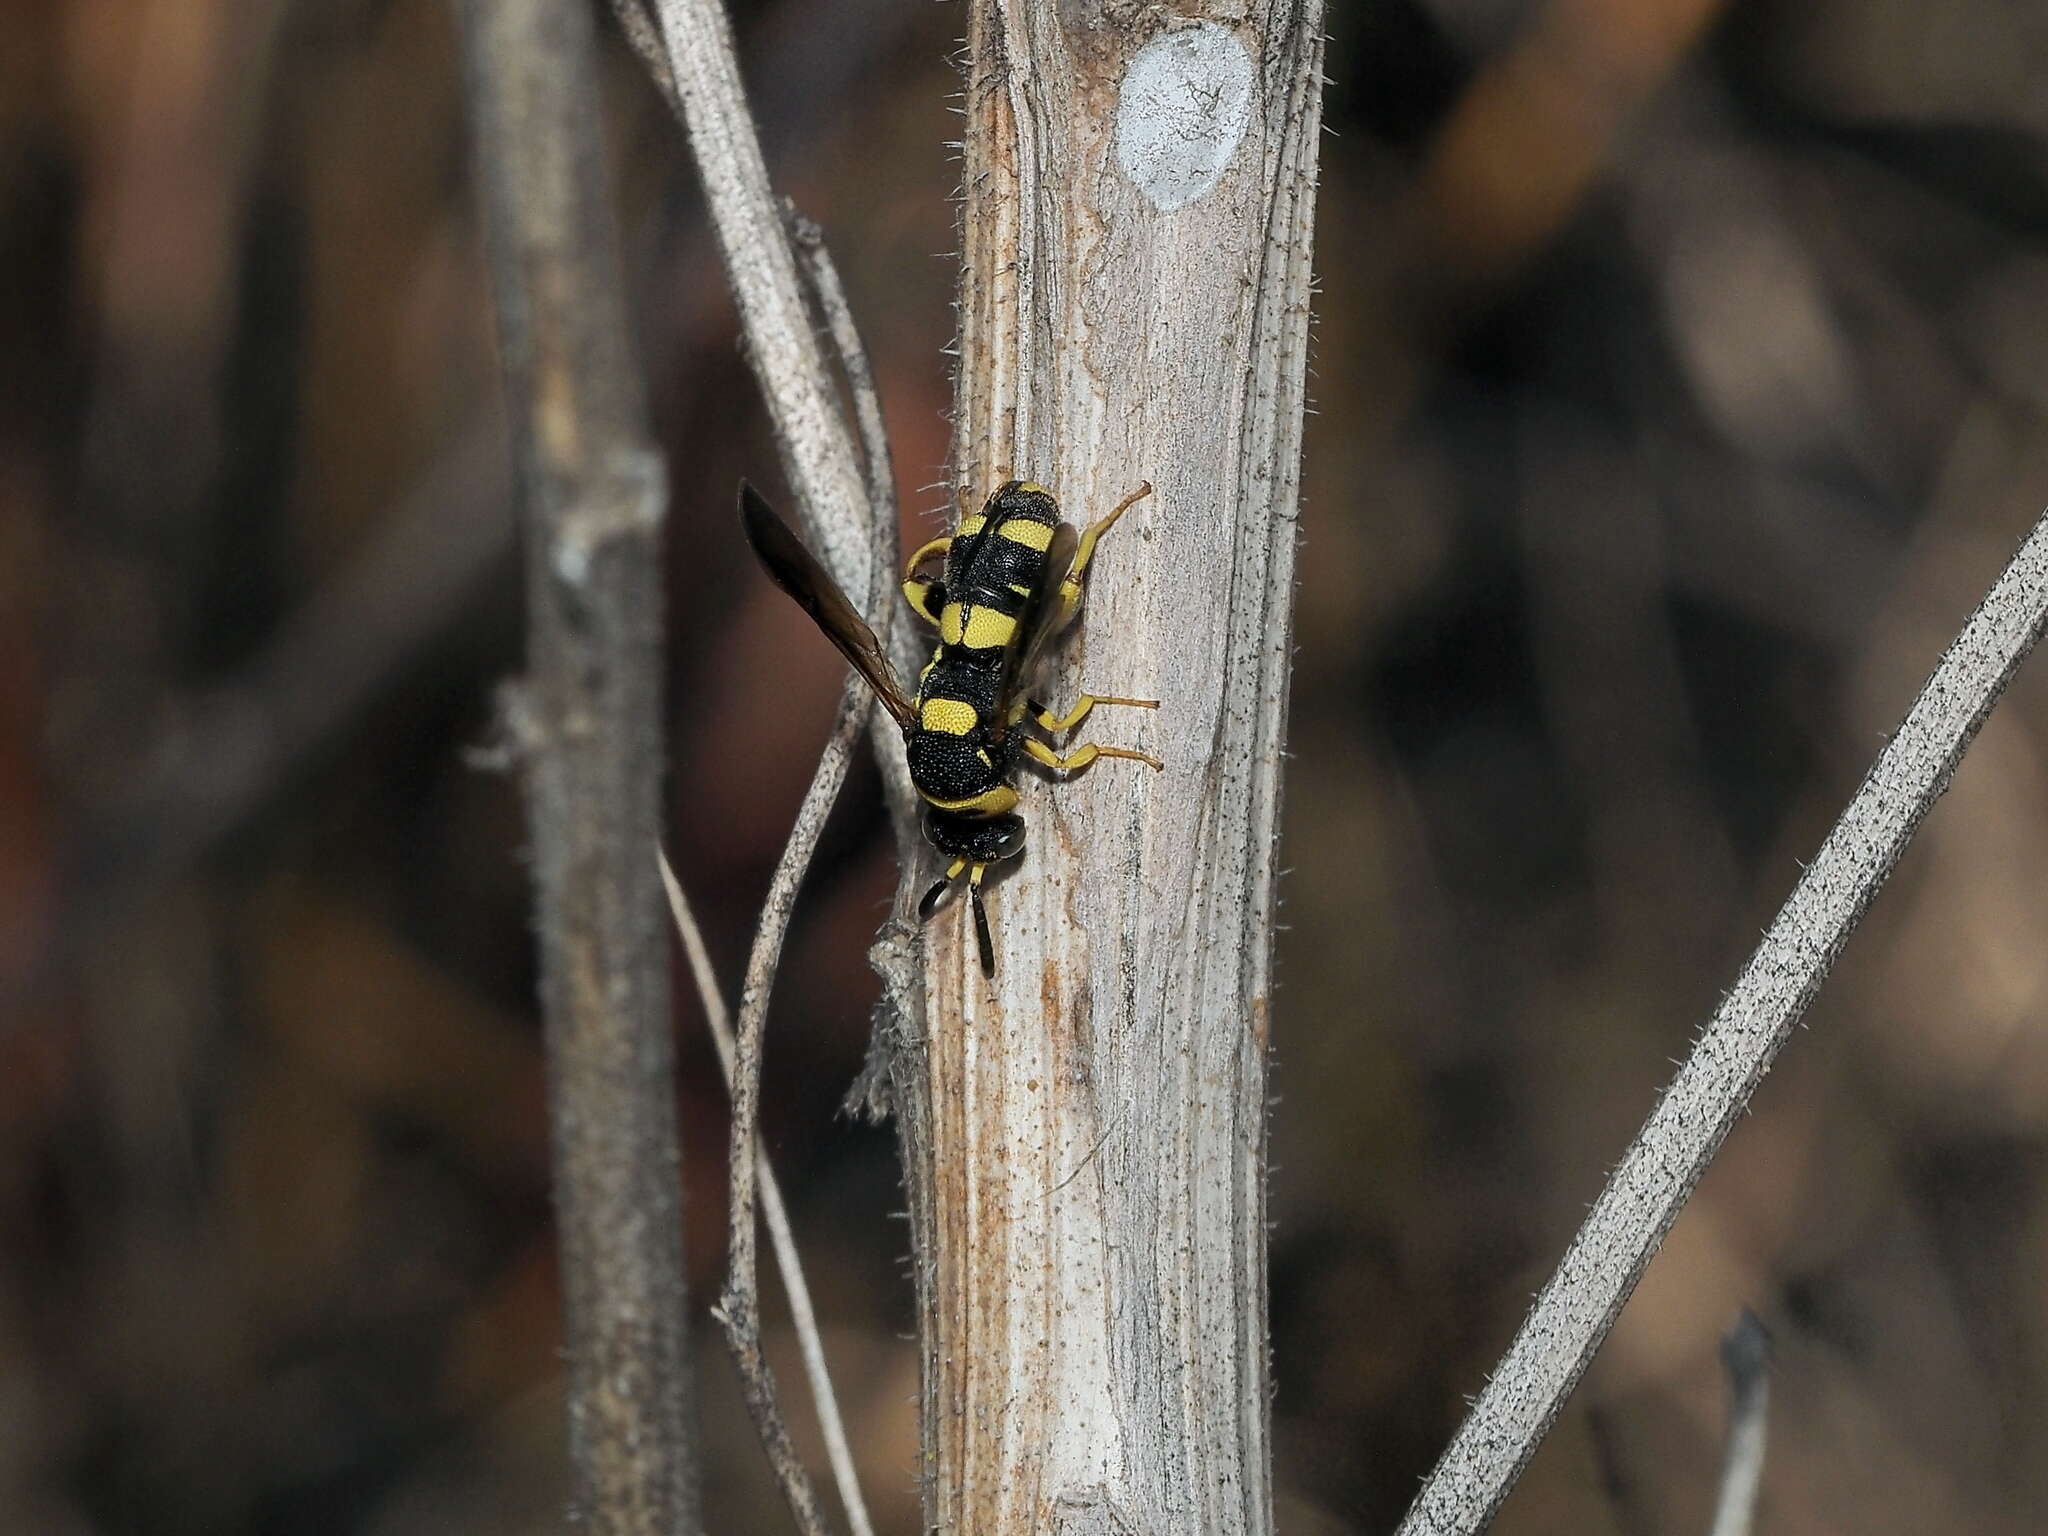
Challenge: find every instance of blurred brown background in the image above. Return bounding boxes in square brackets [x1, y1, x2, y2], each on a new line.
[5, 0, 2048, 1531]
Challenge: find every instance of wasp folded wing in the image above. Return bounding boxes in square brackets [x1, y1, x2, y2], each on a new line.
[993, 521, 1078, 739]
[738, 481, 916, 731]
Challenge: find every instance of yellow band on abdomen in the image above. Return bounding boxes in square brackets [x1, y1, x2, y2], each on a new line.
[921, 784, 1019, 815]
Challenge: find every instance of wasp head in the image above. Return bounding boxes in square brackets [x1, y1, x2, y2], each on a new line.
[922, 808, 1025, 864]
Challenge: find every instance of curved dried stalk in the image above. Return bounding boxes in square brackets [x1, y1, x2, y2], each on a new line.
[646, 0, 868, 592]
[784, 208, 918, 845]
[660, 853, 876, 1536]
[715, 674, 867, 1536]
[1398, 507, 2048, 1533]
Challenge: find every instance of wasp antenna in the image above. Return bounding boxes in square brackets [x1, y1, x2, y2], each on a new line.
[970, 882, 996, 978]
[917, 876, 954, 923]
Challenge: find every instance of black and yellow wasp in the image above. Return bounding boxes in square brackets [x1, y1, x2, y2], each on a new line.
[739, 478, 1162, 976]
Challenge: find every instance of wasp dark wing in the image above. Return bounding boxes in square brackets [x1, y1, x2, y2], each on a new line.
[738, 482, 916, 731]
[994, 521, 1079, 738]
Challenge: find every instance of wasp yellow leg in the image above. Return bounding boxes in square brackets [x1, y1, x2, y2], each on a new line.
[1038, 586, 1082, 640]
[1068, 481, 1152, 586]
[901, 535, 953, 626]
[1040, 480, 1154, 635]
[904, 535, 953, 577]
[1026, 693, 1159, 736]
[1020, 737, 1164, 775]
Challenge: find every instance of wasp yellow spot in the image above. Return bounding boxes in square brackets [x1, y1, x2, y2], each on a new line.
[921, 698, 979, 736]
[1008, 582, 1034, 597]
[963, 606, 1018, 649]
[940, 604, 963, 645]
[976, 748, 995, 767]
[996, 518, 1055, 553]
[957, 515, 986, 538]
[1015, 481, 1052, 497]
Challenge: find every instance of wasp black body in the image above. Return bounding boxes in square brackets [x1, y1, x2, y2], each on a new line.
[739, 478, 1160, 976]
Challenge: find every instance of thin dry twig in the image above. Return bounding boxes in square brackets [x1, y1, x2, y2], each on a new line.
[647, 0, 870, 592]
[605, 0, 679, 114]
[785, 211, 890, 517]
[620, 0, 918, 1504]
[711, 209, 903, 1536]
[1707, 1311, 1771, 1536]
[716, 673, 868, 1536]
[1398, 506, 2048, 1535]
[784, 206, 919, 844]
[626, 0, 930, 1164]
[458, 0, 698, 1527]
[775, 202, 929, 1168]
[659, 852, 877, 1536]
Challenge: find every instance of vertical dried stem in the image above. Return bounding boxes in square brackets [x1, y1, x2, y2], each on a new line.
[458, 0, 697, 1531]
[909, 6, 1327, 1532]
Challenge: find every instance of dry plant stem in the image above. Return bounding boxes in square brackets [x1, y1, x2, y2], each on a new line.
[458, 0, 698, 1531]
[786, 210, 921, 841]
[715, 299, 903, 1534]
[718, 678, 869, 1536]
[910, 5, 1325, 1532]
[658, 854, 877, 1536]
[1397, 507, 2048, 1536]
[606, 0, 679, 113]
[649, 0, 871, 593]
[782, 208, 929, 1176]
[635, 0, 918, 851]
[787, 213, 891, 521]
[1706, 1312, 1771, 1536]
[620, 0, 934, 1182]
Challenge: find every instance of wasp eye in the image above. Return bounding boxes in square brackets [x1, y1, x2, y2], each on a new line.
[984, 816, 1027, 860]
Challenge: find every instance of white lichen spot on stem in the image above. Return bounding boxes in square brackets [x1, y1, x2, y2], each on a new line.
[1114, 24, 1254, 213]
